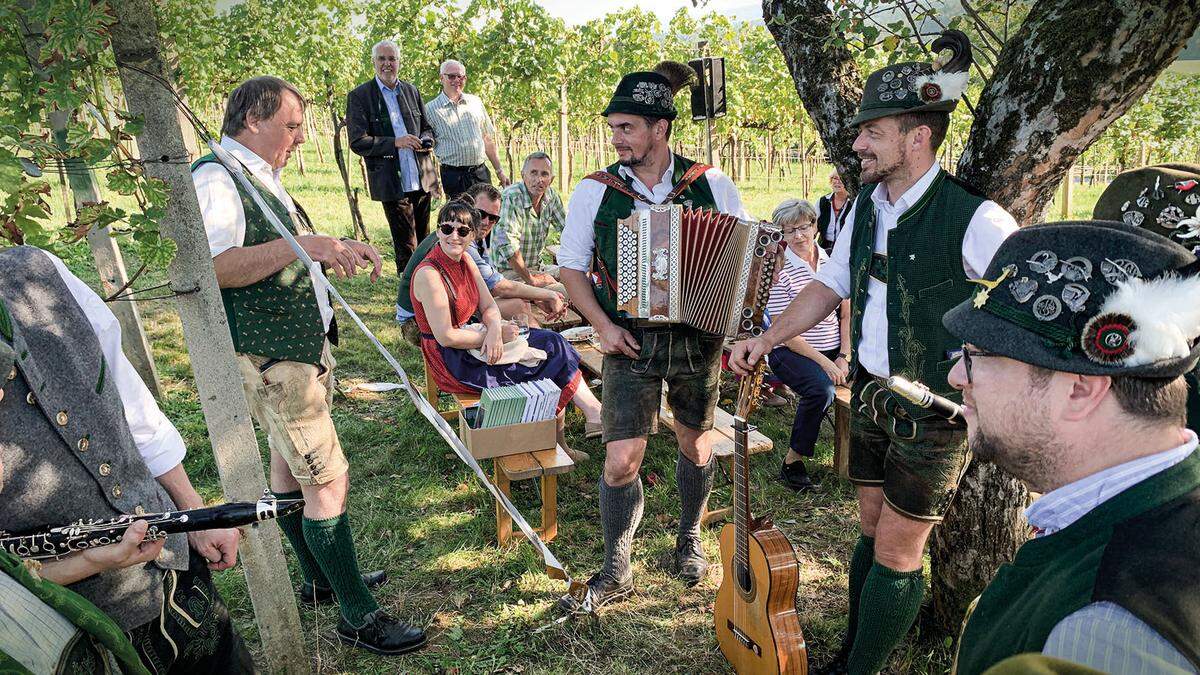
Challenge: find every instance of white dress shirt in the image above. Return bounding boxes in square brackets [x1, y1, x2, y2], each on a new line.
[375, 77, 420, 193]
[814, 161, 1018, 377]
[41, 250, 186, 477]
[192, 136, 333, 332]
[557, 158, 749, 273]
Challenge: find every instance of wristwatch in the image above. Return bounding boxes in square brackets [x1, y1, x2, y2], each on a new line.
[837, 352, 849, 360]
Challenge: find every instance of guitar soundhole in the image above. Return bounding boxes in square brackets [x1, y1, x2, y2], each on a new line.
[736, 561, 753, 595]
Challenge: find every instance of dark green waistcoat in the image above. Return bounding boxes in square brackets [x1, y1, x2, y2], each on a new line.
[848, 168, 984, 400]
[955, 450, 1200, 674]
[590, 154, 717, 321]
[193, 154, 326, 365]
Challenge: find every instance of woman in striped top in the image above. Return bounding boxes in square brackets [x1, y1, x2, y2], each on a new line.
[765, 199, 851, 491]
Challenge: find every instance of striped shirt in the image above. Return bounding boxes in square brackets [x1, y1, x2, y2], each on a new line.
[764, 246, 840, 351]
[424, 92, 496, 167]
[491, 182, 565, 273]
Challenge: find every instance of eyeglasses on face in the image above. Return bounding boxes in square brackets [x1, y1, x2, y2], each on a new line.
[443, 73, 466, 81]
[438, 223, 473, 238]
[959, 344, 995, 384]
[782, 222, 816, 235]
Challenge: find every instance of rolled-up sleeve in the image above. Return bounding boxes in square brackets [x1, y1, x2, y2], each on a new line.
[43, 252, 186, 477]
[557, 179, 606, 272]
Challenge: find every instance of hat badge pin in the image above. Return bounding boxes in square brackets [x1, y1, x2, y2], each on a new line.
[1009, 276, 1038, 304]
[969, 264, 1016, 309]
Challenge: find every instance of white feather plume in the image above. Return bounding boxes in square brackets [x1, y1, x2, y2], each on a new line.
[1100, 273, 1200, 367]
[913, 70, 969, 104]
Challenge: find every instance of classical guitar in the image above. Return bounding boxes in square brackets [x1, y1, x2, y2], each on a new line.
[714, 363, 807, 674]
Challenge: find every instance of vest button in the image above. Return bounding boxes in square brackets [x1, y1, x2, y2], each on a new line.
[6, 367, 13, 380]
[0, 388, 4, 403]
[77, 437, 89, 452]
[26, 392, 35, 405]
[98, 463, 111, 477]
[111, 485, 122, 498]
[56, 411, 68, 426]
[134, 505, 146, 516]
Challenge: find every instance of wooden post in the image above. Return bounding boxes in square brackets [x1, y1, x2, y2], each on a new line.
[326, 77, 368, 242]
[558, 81, 568, 195]
[107, 2, 307, 671]
[307, 108, 325, 164]
[1060, 164, 1073, 220]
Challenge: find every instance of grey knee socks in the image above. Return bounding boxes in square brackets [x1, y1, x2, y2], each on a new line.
[599, 476, 644, 582]
[676, 452, 716, 542]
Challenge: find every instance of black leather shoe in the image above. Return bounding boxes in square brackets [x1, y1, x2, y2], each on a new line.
[779, 459, 815, 492]
[336, 609, 427, 655]
[674, 535, 708, 586]
[557, 572, 634, 613]
[299, 570, 388, 605]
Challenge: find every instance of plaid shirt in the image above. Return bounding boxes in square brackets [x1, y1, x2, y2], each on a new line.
[491, 182, 565, 273]
[423, 92, 496, 167]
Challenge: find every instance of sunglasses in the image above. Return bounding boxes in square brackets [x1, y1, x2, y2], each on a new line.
[439, 223, 473, 238]
[959, 344, 995, 385]
[479, 211, 500, 224]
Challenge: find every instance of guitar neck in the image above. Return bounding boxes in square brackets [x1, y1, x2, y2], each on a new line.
[732, 415, 751, 570]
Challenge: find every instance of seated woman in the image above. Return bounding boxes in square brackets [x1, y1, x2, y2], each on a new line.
[765, 198, 851, 491]
[412, 201, 601, 462]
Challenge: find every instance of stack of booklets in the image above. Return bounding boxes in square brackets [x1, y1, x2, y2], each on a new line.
[475, 379, 561, 428]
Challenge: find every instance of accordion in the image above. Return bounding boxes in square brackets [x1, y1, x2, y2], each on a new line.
[615, 204, 783, 338]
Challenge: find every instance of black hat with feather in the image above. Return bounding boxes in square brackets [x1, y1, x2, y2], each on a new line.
[602, 60, 696, 121]
[851, 30, 973, 126]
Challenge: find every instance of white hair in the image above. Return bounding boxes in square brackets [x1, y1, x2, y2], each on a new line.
[440, 59, 465, 75]
[372, 40, 399, 59]
[772, 198, 818, 226]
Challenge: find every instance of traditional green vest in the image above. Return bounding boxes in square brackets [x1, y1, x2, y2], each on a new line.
[590, 154, 717, 321]
[847, 168, 984, 402]
[954, 450, 1200, 674]
[192, 154, 327, 366]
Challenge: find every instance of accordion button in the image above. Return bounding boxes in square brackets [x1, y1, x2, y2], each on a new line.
[98, 463, 111, 477]
[56, 411, 68, 426]
[112, 485, 123, 498]
[77, 437, 89, 452]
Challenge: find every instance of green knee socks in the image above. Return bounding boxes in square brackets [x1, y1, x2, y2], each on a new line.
[274, 490, 329, 589]
[837, 534, 875, 658]
[846, 561, 925, 675]
[302, 512, 380, 625]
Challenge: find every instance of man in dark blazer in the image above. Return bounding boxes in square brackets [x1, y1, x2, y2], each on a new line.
[346, 39, 440, 277]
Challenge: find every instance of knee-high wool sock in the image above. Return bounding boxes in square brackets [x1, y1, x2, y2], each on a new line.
[676, 452, 716, 542]
[837, 534, 876, 657]
[302, 513, 379, 626]
[274, 490, 329, 590]
[599, 476, 644, 582]
[846, 561, 925, 675]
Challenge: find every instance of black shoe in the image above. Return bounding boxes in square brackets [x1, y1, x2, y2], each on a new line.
[674, 535, 708, 586]
[557, 572, 634, 613]
[336, 609, 427, 655]
[779, 459, 815, 492]
[299, 570, 388, 605]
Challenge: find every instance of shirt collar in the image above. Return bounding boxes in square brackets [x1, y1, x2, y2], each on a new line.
[784, 244, 825, 271]
[617, 156, 675, 197]
[220, 136, 283, 189]
[870, 160, 942, 211]
[375, 76, 399, 94]
[508, 181, 533, 209]
[1026, 429, 1199, 537]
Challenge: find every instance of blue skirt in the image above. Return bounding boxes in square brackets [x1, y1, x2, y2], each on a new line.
[437, 328, 582, 397]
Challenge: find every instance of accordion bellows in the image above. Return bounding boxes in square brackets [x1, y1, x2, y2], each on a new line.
[616, 205, 783, 337]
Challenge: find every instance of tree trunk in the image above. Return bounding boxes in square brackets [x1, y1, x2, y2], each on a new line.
[107, 2, 308, 671]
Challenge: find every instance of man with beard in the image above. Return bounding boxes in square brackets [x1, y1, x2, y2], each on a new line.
[729, 31, 1017, 674]
[943, 221, 1200, 674]
[556, 61, 748, 612]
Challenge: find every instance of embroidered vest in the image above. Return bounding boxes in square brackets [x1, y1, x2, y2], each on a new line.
[847, 169, 984, 402]
[192, 154, 327, 365]
[589, 154, 717, 321]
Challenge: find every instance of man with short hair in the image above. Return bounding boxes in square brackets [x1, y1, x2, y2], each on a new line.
[818, 169, 850, 253]
[492, 152, 567, 296]
[424, 59, 510, 198]
[730, 32, 1018, 674]
[193, 75, 426, 655]
[946, 221, 1200, 674]
[346, 39, 439, 276]
[395, 182, 567, 345]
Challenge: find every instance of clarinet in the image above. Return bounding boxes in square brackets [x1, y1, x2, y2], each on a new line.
[885, 376, 966, 425]
[0, 490, 304, 561]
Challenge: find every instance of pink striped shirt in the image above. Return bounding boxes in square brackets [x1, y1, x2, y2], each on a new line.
[764, 247, 841, 351]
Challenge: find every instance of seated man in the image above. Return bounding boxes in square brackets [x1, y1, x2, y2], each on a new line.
[491, 152, 569, 299]
[396, 182, 567, 345]
[0, 245, 252, 673]
[946, 221, 1200, 674]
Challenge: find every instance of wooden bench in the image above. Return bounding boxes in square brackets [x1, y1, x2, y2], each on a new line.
[833, 385, 851, 479]
[420, 355, 574, 546]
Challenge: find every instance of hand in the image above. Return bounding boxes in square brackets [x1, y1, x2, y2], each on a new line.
[500, 322, 519, 342]
[298, 235, 366, 279]
[535, 292, 567, 320]
[79, 519, 166, 573]
[497, 171, 512, 187]
[482, 327, 505, 364]
[529, 272, 556, 287]
[339, 239, 383, 282]
[728, 337, 772, 376]
[394, 134, 423, 151]
[820, 356, 848, 386]
[188, 528, 240, 571]
[835, 355, 850, 380]
[596, 322, 639, 358]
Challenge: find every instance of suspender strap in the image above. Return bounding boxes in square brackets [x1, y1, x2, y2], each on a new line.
[583, 162, 714, 206]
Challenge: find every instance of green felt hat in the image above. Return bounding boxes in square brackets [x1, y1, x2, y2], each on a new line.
[943, 220, 1200, 378]
[1093, 163, 1200, 254]
[602, 61, 695, 121]
[851, 31, 973, 126]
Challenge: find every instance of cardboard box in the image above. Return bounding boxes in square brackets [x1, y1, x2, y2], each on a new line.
[458, 405, 556, 459]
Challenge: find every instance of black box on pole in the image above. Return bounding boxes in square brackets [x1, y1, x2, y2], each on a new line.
[689, 57, 726, 121]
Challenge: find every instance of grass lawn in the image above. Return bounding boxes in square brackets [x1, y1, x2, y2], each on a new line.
[57, 156, 1101, 674]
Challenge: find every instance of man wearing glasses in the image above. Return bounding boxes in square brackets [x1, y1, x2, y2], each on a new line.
[394, 183, 566, 345]
[424, 59, 511, 198]
[729, 35, 1017, 674]
[944, 221, 1200, 674]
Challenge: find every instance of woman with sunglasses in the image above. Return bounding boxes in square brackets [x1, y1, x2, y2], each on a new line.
[411, 201, 601, 461]
[764, 198, 852, 491]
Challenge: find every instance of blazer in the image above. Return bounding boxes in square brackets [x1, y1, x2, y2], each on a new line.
[345, 78, 440, 201]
